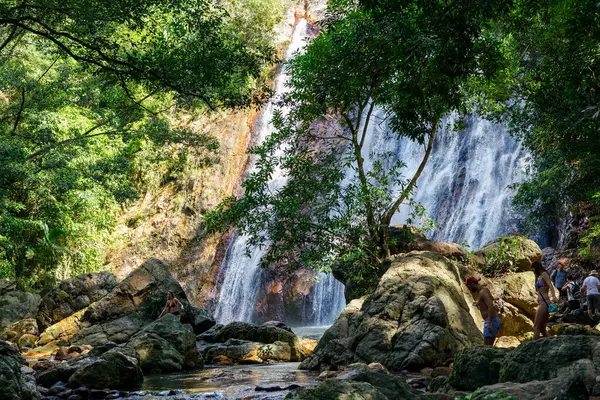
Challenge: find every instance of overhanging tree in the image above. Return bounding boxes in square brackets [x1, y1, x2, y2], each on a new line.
[0, 0, 285, 288]
[206, 0, 513, 295]
[488, 0, 600, 257]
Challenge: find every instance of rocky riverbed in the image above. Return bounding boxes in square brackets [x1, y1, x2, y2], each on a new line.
[1, 232, 599, 400]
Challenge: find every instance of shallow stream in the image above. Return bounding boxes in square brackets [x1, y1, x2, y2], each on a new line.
[138, 326, 328, 399]
[141, 363, 319, 399]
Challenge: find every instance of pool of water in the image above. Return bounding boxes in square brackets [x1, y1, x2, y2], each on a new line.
[290, 326, 330, 340]
[141, 362, 319, 399]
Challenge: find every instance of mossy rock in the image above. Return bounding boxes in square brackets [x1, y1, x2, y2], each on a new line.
[285, 380, 388, 400]
[449, 346, 510, 391]
[473, 234, 542, 276]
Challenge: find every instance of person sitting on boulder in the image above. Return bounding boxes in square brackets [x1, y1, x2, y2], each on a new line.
[562, 275, 581, 311]
[532, 261, 557, 340]
[466, 276, 501, 346]
[581, 270, 600, 320]
[157, 291, 183, 319]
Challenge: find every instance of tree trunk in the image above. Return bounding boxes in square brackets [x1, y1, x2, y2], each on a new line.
[304, 0, 309, 18]
[380, 118, 439, 258]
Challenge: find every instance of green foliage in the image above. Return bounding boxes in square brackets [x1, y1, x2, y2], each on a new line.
[579, 193, 600, 259]
[206, 0, 513, 295]
[480, 236, 523, 277]
[0, 0, 276, 108]
[479, 0, 600, 255]
[0, 0, 285, 290]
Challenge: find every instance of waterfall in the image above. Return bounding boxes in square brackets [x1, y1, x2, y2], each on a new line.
[365, 112, 527, 250]
[215, 21, 528, 326]
[214, 20, 347, 325]
[311, 273, 347, 326]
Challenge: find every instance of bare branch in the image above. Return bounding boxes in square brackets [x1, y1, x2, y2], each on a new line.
[11, 87, 25, 135]
[0, 25, 19, 53]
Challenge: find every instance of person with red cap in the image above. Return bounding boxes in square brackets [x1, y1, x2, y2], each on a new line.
[466, 276, 501, 346]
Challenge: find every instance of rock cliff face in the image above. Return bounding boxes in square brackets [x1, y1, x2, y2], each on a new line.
[106, 13, 299, 311]
[107, 109, 258, 308]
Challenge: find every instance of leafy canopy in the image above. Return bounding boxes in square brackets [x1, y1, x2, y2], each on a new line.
[0, 0, 285, 289]
[479, 0, 600, 257]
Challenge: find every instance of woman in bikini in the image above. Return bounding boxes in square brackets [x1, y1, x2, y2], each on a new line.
[532, 261, 557, 339]
[158, 291, 183, 319]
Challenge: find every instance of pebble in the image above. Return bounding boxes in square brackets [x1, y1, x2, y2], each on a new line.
[48, 381, 67, 396]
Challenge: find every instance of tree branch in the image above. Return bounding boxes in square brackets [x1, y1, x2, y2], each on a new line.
[0, 17, 217, 110]
[0, 25, 19, 53]
[11, 87, 25, 135]
[383, 118, 439, 224]
[26, 122, 113, 160]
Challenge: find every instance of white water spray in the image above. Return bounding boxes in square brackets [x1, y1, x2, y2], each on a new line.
[214, 20, 347, 325]
[364, 112, 527, 249]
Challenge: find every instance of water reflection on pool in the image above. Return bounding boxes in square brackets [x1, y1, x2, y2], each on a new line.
[141, 362, 319, 398]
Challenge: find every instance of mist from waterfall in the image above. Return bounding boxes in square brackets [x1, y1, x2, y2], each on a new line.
[214, 20, 347, 326]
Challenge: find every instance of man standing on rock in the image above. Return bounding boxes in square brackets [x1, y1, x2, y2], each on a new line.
[466, 276, 501, 346]
[582, 270, 600, 320]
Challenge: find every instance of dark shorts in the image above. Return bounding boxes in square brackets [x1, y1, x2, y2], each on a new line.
[568, 300, 580, 310]
[483, 316, 502, 338]
[587, 294, 600, 313]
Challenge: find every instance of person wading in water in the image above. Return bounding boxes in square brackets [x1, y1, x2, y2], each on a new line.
[466, 276, 501, 346]
[158, 291, 183, 319]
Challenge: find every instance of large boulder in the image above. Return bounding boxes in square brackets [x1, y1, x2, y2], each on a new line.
[332, 227, 468, 301]
[37, 309, 87, 346]
[208, 321, 297, 345]
[67, 347, 143, 390]
[300, 252, 483, 372]
[499, 335, 600, 391]
[328, 363, 419, 400]
[288, 363, 420, 399]
[474, 375, 589, 400]
[481, 272, 538, 339]
[36, 347, 143, 390]
[285, 380, 389, 400]
[473, 234, 542, 275]
[0, 341, 40, 400]
[198, 321, 309, 364]
[5, 319, 38, 345]
[494, 272, 538, 318]
[125, 313, 199, 373]
[387, 226, 467, 261]
[449, 346, 510, 391]
[181, 306, 215, 335]
[71, 258, 213, 346]
[202, 339, 295, 365]
[37, 272, 117, 331]
[0, 280, 41, 332]
[35, 361, 79, 388]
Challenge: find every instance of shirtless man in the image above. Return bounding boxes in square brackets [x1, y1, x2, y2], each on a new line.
[466, 276, 501, 346]
[157, 291, 183, 319]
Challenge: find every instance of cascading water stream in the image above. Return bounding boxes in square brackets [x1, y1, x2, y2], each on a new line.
[214, 20, 347, 325]
[363, 111, 527, 250]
